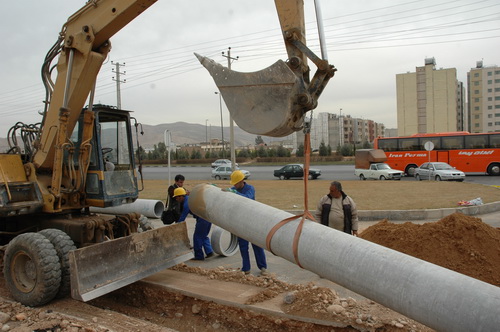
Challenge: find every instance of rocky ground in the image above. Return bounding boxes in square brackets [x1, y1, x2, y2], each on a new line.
[0, 213, 498, 332]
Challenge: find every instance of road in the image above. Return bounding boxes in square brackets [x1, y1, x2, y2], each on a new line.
[142, 164, 500, 186]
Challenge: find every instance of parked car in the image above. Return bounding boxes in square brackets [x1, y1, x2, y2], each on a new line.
[211, 159, 238, 168]
[414, 162, 465, 182]
[273, 164, 321, 180]
[212, 166, 250, 180]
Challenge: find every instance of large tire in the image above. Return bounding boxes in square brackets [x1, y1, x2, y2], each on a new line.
[39, 229, 76, 299]
[435, 175, 442, 181]
[3, 233, 61, 306]
[415, 174, 421, 181]
[379, 175, 386, 180]
[215, 175, 221, 180]
[279, 175, 285, 180]
[359, 174, 366, 181]
[405, 165, 418, 177]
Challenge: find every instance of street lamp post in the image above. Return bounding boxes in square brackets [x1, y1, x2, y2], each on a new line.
[164, 129, 172, 186]
[215, 92, 225, 158]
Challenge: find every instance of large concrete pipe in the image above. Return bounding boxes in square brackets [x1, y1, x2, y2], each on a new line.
[90, 199, 164, 219]
[189, 184, 500, 332]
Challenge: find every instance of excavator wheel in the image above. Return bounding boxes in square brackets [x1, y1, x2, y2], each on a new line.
[39, 229, 76, 298]
[3, 233, 61, 306]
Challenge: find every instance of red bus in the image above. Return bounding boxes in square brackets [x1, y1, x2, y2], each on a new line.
[374, 132, 500, 176]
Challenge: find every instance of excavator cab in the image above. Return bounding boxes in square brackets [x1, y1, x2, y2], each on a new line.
[81, 105, 139, 208]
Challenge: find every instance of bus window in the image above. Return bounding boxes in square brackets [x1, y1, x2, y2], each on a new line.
[419, 137, 441, 150]
[489, 134, 500, 148]
[399, 138, 419, 151]
[378, 138, 398, 151]
[442, 136, 464, 149]
[465, 135, 487, 149]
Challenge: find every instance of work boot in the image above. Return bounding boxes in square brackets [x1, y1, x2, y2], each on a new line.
[190, 257, 204, 261]
[205, 252, 215, 258]
[242, 270, 250, 275]
[260, 268, 269, 276]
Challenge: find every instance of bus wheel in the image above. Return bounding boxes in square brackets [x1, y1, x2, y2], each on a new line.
[487, 163, 500, 176]
[405, 165, 417, 177]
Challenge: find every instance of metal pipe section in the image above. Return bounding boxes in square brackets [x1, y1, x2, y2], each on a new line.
[189, 184, 500, 332]
[90, 199, 164, 219]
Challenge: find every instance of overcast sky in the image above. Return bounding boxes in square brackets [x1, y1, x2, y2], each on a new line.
[1, 0, 499, 140]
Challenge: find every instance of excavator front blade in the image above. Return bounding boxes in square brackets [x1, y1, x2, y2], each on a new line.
[195, 53, 308, 137]
[69, 222, 193, 302]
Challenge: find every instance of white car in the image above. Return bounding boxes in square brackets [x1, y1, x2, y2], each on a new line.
[211, 166, 250, 180]
[211, 159, 239, 169]
[414, 162, 465, 182]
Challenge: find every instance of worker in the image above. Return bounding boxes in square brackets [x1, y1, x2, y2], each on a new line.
[227, 170, 268, 276]
[174, 187, 214, 260]
[162, 174, 190, 225]
[314, 181, 359, 236]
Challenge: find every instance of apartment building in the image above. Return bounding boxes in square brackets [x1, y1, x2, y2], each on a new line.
[396, 58, 464, 136]
[467, 61, 500, 133]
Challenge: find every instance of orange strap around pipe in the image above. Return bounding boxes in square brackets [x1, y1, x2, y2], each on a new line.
[265, 132, 316, 268]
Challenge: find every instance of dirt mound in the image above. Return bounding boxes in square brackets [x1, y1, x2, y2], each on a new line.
[360, 213, 500, 286]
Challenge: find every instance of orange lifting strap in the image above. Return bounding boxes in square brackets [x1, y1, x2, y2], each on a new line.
[265, 129, 316, 268]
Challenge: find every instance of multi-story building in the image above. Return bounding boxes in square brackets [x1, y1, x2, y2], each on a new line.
[467, 61, 500, 133]
[396, 58, 464, 136]
[294, 112, 385, 151]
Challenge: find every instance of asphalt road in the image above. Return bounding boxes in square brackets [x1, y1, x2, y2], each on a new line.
[142, 164, 500, 186]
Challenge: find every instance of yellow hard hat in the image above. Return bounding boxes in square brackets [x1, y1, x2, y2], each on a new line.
[230, 170, 245, 185]
[173, 187, 187, 197]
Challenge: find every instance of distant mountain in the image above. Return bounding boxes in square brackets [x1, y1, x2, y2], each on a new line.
[0, 122, 267, 152]
[137, 122, 264, 149]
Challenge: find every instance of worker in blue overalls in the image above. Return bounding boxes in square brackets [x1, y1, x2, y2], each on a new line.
[174, 187, 214, 261]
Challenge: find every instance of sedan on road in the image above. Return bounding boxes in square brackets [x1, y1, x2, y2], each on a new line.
[273, 164, 321, 180]
[212, 166, 250, 180]
[414, 162, 465, 182]
[211, 159, 238, 169]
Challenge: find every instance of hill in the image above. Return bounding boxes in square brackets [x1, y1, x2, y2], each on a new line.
[0, 122, 277, 152]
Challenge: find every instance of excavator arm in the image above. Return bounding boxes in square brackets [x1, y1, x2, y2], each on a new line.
[197, 0, 336, 137]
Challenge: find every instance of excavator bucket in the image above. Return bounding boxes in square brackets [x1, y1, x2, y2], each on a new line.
[68, 222, 193, 302]
[195, 53, 309, 137]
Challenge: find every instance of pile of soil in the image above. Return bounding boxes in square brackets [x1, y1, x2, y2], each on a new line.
[360, 212, 500, 287]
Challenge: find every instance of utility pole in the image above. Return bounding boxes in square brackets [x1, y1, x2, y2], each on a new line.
[222, 47, 238, 171]
[215, 92, 225, 158]
[112, 61, 126, 109]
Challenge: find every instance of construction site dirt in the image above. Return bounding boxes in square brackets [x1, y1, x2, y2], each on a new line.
[0, 180, 499, 332]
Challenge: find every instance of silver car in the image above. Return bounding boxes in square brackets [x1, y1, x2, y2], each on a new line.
[414, 162, 465, 182]
[211, 166, 250, 180]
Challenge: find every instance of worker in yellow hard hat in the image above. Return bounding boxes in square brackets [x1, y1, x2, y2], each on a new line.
[228, 170, 268, 276]
[174, 187, 215, 261]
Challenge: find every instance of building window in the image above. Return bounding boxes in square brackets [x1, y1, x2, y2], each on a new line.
[496, 96, 500, 101]
[488, 97, 493, 101]
[489, 106, 493, 110]
[496, 70, 500, 75]
[496, 79, 500, 83]
[496, 114, 500, 117]
[475, 98, 480, 102]
[475, 115, 480, 119]
[475, 81, 480, 86]
[488, 89, 493, 93]
[475, 123, 480, 127]
[488, 72, 492, 76]
[474, 73, 479, 77]
[488, 122, 493, 126]
[496, 105, 500, 109]
[496, 122, 500, 126]
[488, 80, 492, 84]
[496, 88, 500, 92]
[474, 90, 479, 94]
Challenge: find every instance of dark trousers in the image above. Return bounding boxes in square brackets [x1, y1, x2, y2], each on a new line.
[238, 237, 267, 272]
[193, 219, 213, 259]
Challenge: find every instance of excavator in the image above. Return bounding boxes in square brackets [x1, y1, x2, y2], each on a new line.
[0, 0, 335, 307]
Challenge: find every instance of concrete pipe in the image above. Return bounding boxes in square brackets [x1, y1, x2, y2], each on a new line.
[188, 184, 500, 332]
[210, 226, 239, 257]
[90, 199, 164, 219]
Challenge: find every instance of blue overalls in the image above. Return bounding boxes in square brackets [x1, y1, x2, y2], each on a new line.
[232, 182, 267, 272]
[178, 196, 213, 260]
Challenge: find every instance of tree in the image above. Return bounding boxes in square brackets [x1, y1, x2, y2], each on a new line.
[296, 144, 304, 157]
[257, 146, 267, 157]
[319, 142, 329, 156]
[276, 145, 289, 157]
[255, 135, 264, 145]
